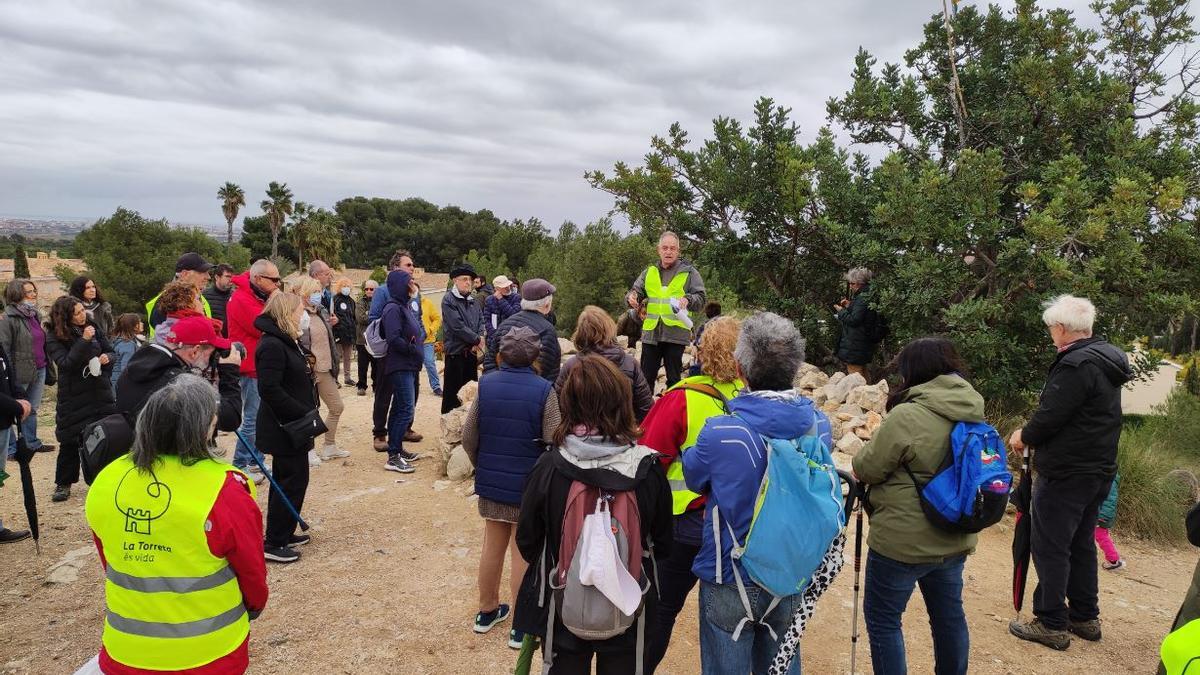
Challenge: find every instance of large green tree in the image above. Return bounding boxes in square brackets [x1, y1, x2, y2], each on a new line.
[260, 181, 294, 259]
[240, 214, 296, 263]
[335, 196, 502, 270]
[289, 202, 343, 269]
[12, 243, 29, 279]
[217, 182, 245, 245]
[589, 0, 1200, 403]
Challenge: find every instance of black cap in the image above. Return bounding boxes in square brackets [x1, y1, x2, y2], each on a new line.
[449, 263, 477, 279]
[176, 252, 213, 273]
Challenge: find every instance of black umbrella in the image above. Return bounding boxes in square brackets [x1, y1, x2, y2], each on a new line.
[13, 425, 40, 554]
[1011, 446, 1031, 613]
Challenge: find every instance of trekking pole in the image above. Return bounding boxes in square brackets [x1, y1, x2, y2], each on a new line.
[850, 485, 864, 675]
[234, 431, 310, 531]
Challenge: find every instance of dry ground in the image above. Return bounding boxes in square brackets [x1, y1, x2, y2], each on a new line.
[0, 372, 1194, 674]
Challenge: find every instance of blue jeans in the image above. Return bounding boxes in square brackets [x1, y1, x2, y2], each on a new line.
[0, 423, 10, 528]
[863, 550, 969, 675]
[386, 369, 416, 455]
[422, 343, 441, 391]
[8, 367, 45, 456]
[698, 579, 801, 675]
[233, 375, 264, 469]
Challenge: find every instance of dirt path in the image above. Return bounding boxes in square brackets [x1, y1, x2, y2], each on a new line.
[0, 375, 1193, 674]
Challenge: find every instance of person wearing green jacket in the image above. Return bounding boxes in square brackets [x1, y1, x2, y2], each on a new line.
[1094, 474, 1124, 571]
[852, 336, 984, 675]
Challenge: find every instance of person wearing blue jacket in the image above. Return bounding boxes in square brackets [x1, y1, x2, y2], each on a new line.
[380, 269, 423, 474]
[683, 312, 830, 675]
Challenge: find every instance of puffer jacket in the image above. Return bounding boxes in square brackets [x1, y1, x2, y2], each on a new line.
[115, 342, 241, 431]
[45, 323, 117, 440]
[254, 314, 317, 456]
[852, 374, 985, 564]
[472, 365, 552, 505]
[331, 293, 357, 345]
[482, 310, 561, 383]
[835, 284, 881, 366]
[483, 291, 521, 339]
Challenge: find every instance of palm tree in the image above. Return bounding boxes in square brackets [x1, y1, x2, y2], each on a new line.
[288, 201, 314, 269]
[217, 182, 246, 244]
[260, 181, 294, 259]
[291, 206, 342, 269]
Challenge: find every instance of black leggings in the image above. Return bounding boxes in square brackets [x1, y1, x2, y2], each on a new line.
[264, 450, 310, 548]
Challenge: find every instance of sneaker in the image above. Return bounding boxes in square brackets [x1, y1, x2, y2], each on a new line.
[398, 450, 422, 462]
[373, 436, 389, 452]
[473, 604, 510, 634]
[243, 467, 266, 485]
[288, 533, 311, 547]
[1068, 618, 1102, 642]
[384, 455, 415, 473]
[36, 444, 55, 454]
[264, 545, 301, 563]
[433, 388, 444, 397]
[357, 388, 367, 397]
[507, 629, 526, 649]
[1102, 558, 1125, 571]
[308, 450, 322, 468]
[403, 429, 424, 443]
[1009, 618, 1071, 651]
[0, 528, 31, 544]
[51, 484, 71, 502]
[344, 379, 357, 387]
[320, 444, 351, 460]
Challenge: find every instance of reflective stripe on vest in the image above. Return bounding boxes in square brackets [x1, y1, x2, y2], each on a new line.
[664, 375, 743, 515]
[1160, 616, 1200, 674]
[86, 455, 250, 671]
[642, 265, 690, 332]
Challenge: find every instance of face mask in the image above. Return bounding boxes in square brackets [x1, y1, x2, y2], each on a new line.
[299, 312, 311, 333]
[85, 356, 101, 378]
[340, 287, 351, 296]
[308, 292, 323, 306]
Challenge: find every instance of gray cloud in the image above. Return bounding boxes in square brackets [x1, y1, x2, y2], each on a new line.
[0, 0, 1120, 229]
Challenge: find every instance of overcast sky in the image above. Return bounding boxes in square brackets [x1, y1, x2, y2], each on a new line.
[0, 0, 1103, 230]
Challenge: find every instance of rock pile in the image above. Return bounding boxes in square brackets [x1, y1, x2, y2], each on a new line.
[793, 364, 889, 456]
[438, 381, 479, 480]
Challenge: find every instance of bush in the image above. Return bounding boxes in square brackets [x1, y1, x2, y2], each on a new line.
[1113, 428, 1198, 543]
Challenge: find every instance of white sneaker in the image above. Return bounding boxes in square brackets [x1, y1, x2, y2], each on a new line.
[321, 444, 350, 460]
[308, 450, 322, 468]
[245, 467, 266, 485]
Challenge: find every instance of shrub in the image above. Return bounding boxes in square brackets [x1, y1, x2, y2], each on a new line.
[1112, 427, 1198, 543]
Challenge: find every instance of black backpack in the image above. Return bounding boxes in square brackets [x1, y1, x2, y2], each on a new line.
[80, 369, 181, 484]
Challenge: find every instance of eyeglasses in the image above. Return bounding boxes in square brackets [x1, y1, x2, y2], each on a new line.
[259, 275, 283, 284]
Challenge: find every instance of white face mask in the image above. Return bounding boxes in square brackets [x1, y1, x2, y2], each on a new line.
[308, 292, 323, 306]
[340, 287, 351, 296]
[85, 356, 101, 378]
[298, 312, 311, 333]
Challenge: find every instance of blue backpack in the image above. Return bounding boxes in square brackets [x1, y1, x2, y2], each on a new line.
[903, 421, 1012, 533]
[713, 422, 845, 640]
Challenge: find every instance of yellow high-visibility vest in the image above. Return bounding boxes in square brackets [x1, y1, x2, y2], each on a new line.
[145, 293, 212, 338]
[86, 454, 254, 671]
[1160, 616, 1200, 674]
[642, 265, 690, 332]
[663, 374, 743, 515]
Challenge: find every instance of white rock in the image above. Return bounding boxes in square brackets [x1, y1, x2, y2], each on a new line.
[828, 372, 846, 386]
[850, 384, 888, 414]
[826, 373, 866, 404]
[838, 402, 865, 417]
[433, 480, 451, 492]
[457, 380, 479, 404]
[843, 415, 867, 432]
[836, 434, 865, 456]
[616, 335, 629, 349]
[811, 388, 829, 407]
[446, 445, 475, 481]
[865, 411, 884, 436]
[796, 370, 830, 391]
[45, 546, 93, 585]
[558, 338, 577, 356]
[440, 409, 467, 445]
[797, 362, 821, 376]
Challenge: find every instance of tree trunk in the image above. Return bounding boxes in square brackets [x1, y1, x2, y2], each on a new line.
[226, 216, 234, 245]
[1191, 314, 1198, 354]
[271, 221, 279, 259]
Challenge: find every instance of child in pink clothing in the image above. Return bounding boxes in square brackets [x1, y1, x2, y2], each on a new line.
[1095, 474, 1124, 570]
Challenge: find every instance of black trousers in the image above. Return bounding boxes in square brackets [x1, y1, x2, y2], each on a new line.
[640, 342, 686, 391]
[545, 641, 637, 675]
[1031, 473, 1112, 629]
[645, 539, 702, 673]
[264, 450, 310, 548]
[54, 437, 81, 486]
[355, 345, 378, 392]
[441, 353, 478, 414]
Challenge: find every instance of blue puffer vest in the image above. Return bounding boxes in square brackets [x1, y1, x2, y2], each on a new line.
[475, 365, 552, 506]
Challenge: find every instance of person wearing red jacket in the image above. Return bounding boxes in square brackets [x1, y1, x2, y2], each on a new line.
[83, 374, 268, 675]
[225, 260, 281, 480]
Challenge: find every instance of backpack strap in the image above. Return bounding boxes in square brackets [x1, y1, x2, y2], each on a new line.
[676, 382, 730, 412]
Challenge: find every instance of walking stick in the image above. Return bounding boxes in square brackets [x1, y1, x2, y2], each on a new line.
[850, 487, 864, 675]
[234, 431, 309, 531]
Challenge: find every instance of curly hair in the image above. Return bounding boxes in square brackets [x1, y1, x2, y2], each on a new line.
[156, 281, 199, 316]
[47, 296, 82, 342]
[699, 316, 741, 384]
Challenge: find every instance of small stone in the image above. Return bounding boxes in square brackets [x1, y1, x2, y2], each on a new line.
[865, 411, 883, 436]
[838, 402, 864, 417]
[854, 426, 872, 440]
[836, 412, 854, 422]
[795, 370, 829, 390]
[457, 380, 479, 404]
[433, 480, 451, 492]
[446, 445, 474, 481]
[558, 338, 577, 356]
[616, 335, 629, 349]
[836, 433, 864, 456]
[828, 372, 846, 386]
[826, 373, 866, 404]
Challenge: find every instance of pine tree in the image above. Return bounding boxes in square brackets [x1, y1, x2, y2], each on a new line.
[13, 243, 30, 279]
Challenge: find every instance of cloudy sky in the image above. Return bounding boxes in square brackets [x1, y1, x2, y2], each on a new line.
[0, 0, 1101, 230]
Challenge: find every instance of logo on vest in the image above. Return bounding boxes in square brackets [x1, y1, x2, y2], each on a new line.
[114, 467, 173, 535]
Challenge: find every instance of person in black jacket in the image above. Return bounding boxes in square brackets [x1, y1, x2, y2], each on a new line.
[330, 277, 358, 387]
[254, 292, 319, 564]
[115, 315, 242, 431]
[482, 278, 561, 384]
[834, 267, 883, 374]
[0, 340, 32, 543]
[45, 296, 117, 502]
[441, 264, 485, 414]
[514, 355, 672, 673]
[1009, 295, 1133, 651]
[202, 263, 235, 336]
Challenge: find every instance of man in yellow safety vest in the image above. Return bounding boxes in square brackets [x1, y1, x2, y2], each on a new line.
[626, 231, 706, 391]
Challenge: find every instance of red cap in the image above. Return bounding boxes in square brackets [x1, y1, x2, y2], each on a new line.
[163, 316, 232, 350]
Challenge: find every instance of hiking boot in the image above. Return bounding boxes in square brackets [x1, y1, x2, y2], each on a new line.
[344, 378, 357, 388]
[51, 484, 71, 502]
[308, 450, 322, 468]
[320, 444, 350, 460]
[384, 455, 414, 474]
[1069, 618, 1102, 642]
[373, 436, 388, 452]
[473, 604, 510, 634]
[36, 444, 55, 454]
[403, 429, 423, 443]
[288, 533, 311, 547]
[264, 545, 301, 563]
[397, 450, 422, 463]
[508, 629, 526, 650]
[1009, 618, 1071, 651]
[0, 528, 31, 544]
[1102, 558, 1125, 571]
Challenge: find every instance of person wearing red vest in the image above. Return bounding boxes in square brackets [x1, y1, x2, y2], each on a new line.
[226, 260, 282, 480]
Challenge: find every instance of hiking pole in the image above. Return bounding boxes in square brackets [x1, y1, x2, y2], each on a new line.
[850, 484, 864, 675]
[234, 431, 309, 531]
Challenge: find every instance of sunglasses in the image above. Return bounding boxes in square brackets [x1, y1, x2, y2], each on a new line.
[260, 275, 283, 284]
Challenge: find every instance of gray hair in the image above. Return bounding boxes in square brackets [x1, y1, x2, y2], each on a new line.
[659, 231, 680, 245]
[734, 312, 806, 391]
[1041, 294, 1095, 334]
[362, 279, 379, 289]
[130, 374, 222, 471]
[521, 295, 553, 313]
[3, 279, 31, 305]
[249, 258, 277, 277]
[845, 267, 873, 284]
[307, 260, 328, 277]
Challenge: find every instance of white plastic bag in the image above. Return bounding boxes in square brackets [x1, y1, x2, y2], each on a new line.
[577, 498, 642, 616]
